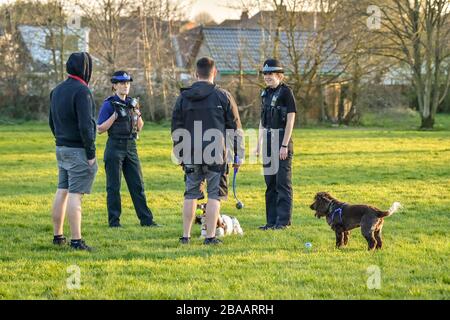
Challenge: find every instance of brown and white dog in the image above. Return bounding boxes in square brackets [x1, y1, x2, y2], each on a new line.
[195, 203, 243, 238]
[310, 192, 401, 250]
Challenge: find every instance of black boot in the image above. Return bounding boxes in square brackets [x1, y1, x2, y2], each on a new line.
[70, 239, 93, 251]
[53, 235, 66, 246]
[203, 237, 223, 245]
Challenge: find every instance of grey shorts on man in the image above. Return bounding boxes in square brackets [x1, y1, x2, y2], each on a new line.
[184, 165, 227, 201]
[56, 146, 98, 194]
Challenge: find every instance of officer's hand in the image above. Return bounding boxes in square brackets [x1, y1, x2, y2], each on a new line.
[88, 158, 96, 166]
[253, 146, 260, 158]
[233, 155, 242, 169]
[280, 146, 288, 160]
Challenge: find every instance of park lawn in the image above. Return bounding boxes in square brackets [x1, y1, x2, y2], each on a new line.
[0, 117, 449, 299]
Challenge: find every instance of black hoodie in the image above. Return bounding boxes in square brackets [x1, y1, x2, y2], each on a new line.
[171, 81, 244, 165]
[49, 52, 96, 160]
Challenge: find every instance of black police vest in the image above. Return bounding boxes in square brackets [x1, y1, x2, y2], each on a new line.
[107, 98, 135, 139]
[261, 85, 288, 129]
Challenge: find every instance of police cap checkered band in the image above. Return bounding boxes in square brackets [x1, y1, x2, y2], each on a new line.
[111, 71, 133, 83]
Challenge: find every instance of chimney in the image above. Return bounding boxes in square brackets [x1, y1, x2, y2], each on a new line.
[241, 10, 249, 21]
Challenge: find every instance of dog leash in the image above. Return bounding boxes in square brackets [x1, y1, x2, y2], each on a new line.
[232, 164, 244, 210]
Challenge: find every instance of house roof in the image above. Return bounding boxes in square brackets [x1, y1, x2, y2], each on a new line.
[194, 27, 340, 75]
[17, 25, 89, 71]
[219, 10, 324, 31]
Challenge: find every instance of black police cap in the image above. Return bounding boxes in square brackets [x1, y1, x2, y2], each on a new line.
[111, 71, 133, 83]
[261, 59, 284, 73]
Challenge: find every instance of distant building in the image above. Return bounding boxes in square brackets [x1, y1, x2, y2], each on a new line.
[219, 8, 324, 31]
[172, 26, 342, 119]
[173, 26, 340, 80]
[16, 25, 90, 73]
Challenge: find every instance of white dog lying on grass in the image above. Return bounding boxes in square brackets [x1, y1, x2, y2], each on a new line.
[195, 204, 244, 238]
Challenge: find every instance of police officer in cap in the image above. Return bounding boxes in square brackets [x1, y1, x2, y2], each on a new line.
[97, 71, 159, 228]
[256, 59, 296, 230]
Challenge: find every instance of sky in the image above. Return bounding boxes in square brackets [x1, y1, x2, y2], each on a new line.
[188, 0, 244, 23]
[0, 0, 246, 24]
[0, 0, 246, 22]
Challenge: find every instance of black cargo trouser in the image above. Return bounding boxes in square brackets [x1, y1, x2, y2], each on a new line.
[263, 129, 293, 227]
[104, 138, 154, 226]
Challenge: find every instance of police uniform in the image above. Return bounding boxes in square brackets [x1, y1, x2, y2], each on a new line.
[259, 60, 296, 230]
[97, 71, 155, 227]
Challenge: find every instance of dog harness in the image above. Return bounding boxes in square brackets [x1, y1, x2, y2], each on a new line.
[331, 207, 343, 224]
[329, 202, 347, 224]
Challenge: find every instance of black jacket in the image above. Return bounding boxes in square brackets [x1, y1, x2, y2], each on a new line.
[171, 81, 244, 165]
[49, 52, 96, 160]
[261, 83, 297, 129]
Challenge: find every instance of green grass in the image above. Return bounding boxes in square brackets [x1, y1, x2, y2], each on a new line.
[360, 110, 450, 130]
[0, 117, 449, 300]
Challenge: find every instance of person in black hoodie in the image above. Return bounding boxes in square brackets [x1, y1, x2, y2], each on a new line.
[172, 57, 244, 245]
[49, 52, 97, 251]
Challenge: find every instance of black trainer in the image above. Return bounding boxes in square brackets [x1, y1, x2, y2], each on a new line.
[179, 237, 190, 244]
[70, 240, 93, 251]
[258, 224, 274, 230]
[53, 236, 67, 246]
[109, 224, 122, 228]
[203, 237, 223, 245]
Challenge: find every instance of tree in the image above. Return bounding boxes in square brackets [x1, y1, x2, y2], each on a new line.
[372, 0, 450, 129]
[193, 11, 215, 25]
[38, 0, 69, 83]
[0, 5, 25, 113]
[137, 0, 186, 120]
[270, 0, 352, 124]
[75, 0, 132, 77]
[0, 0, 71, 116]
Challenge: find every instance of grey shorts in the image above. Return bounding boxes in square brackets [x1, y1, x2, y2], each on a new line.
[184, 165, 228, 201]
[56, 146, 98, 194]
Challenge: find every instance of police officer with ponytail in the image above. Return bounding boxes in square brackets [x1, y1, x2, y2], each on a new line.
[256, 59, 296, 230]
[97, 71, 159, 228]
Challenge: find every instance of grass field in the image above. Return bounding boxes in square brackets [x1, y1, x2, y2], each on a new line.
[0, 115, 449, 299]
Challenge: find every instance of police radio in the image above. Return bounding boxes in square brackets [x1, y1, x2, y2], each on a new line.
[129, 97, 140, 140]
[129, 97, 139, 109]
